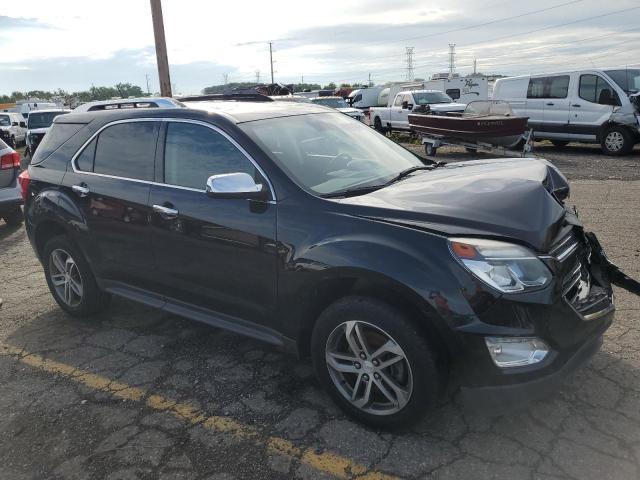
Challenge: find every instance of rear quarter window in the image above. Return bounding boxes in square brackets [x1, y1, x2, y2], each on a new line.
[30, 123, 85, 165]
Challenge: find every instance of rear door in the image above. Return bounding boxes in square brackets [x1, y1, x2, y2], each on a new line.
[568, 73, 618, 141]
[148, 120, 278, 325]
[61, 119, 159, 291]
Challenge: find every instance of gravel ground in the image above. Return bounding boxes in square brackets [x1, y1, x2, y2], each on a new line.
[0, 146, 639, 479]
[401, 139, 640, 181]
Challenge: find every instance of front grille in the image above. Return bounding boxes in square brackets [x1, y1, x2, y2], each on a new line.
[551, 230, 613, 320]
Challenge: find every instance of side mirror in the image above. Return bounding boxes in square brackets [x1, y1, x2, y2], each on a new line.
[19, 122, 26, 128]
[206, 172, 268, 200]
[12, 122, 18, 126]
[406, 104, 414, 110]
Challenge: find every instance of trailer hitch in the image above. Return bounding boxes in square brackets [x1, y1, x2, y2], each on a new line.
[585, 232, 640, 296]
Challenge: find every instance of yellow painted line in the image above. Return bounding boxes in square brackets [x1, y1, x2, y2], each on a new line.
[1, 344, 398, 480]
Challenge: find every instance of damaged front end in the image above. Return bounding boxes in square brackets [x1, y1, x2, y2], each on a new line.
[584, 231, 640, 297]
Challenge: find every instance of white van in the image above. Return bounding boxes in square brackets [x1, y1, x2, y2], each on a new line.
[493, 68, 640, 155]
[0, 112, 27, 146]
[347, 87, 386, 109]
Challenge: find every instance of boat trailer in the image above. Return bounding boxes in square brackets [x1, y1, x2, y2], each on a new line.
[419, 129, 535, 157]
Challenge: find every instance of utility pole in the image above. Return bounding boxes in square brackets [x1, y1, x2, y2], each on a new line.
[222, 73, 229, 85]
[149, 0, 172, 97]
[301, 75, 304, 84]
[269, 42, 274, 84]
[405, 47, 414, 82]
[368, 73, 372, 87]
[255, 70, 261, 83]
[145, 74, 151, 95]
[448, 44, 456, 78]
[473, 59, 477, 75]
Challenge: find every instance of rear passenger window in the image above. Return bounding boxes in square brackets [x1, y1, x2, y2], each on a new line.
[527, 76, 569, 99]
[93, 122, 158, 181]
[75, 138, 97, 172]
[164, 122, 256, 190]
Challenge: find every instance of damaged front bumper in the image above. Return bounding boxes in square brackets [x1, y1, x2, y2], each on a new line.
[458, 231, 639, 414]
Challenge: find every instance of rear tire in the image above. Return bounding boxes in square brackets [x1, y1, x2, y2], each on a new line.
[601, 126, 633, 156]
[2, 206, 23, 226]
[43, 235, 110, 317]
[373, 117, 385, 133]
[311, 296, 443, 429]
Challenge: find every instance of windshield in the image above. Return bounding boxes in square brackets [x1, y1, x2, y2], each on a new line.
[604, 69, 640, 94]
[312, 98, 349, 108]
[413, 92, 454, 104]
[0, 115, 10, 127]
[27, 111, 66, 129]
[240, 112, 423, 196]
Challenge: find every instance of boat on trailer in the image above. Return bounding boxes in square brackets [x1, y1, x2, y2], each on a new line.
[409, 100, 529, 152]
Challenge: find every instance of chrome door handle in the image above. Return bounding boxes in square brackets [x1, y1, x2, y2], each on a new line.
[72, 184, 90, 197]
[152, 204, 179, 219]
[545, 102, 554, 106]
[572, 104, 581, 107]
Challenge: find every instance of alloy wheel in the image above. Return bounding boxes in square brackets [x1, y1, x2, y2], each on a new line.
[325, 320, 413, 416]
[605, 131, 624, 152]
[48, 248, 83, 307]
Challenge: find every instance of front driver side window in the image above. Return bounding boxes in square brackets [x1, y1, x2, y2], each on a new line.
[164, 122, 258, 190]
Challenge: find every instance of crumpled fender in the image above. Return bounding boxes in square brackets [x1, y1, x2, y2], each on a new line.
[585, 232, 640, 296]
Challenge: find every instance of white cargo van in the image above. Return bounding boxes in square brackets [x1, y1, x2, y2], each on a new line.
[493, 68, 640, 155]
[347, 87, 385, 109]
[0, 112, 27, 146]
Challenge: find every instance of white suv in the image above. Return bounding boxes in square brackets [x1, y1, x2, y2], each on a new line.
[0, 112, 27, 147]
[493, 68, 640, 155]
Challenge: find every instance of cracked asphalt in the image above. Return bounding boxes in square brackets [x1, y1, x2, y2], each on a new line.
[0, 154, 639, 479]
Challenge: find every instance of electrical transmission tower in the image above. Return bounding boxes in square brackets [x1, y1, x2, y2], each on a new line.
[405, 47, 414, 81]
[255, 70, 261, 83]
[448, 44, 456, 77]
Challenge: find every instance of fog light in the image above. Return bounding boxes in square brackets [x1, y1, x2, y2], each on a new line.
[484, 337, 549, 368]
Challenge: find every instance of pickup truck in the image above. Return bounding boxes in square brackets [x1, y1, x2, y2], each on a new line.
[369, 90, 465, 133]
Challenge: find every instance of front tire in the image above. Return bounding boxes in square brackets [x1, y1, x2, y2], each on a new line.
[2, 206, 23, 226]
[311, 296, 443, 429]
[43, 235, 110, 317]
[601, 126, 633, 156]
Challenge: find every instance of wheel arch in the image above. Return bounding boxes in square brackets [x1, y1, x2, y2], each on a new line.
[294, 268, 455, 365]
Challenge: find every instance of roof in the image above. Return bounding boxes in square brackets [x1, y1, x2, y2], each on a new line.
[27, 109, 70, 115]
[311, 96, 345, 101]
[182, 100, 331, 123]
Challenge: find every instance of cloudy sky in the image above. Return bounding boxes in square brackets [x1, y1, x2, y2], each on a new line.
[1, 0, 639, 95]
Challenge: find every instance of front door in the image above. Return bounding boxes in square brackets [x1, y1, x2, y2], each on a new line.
[568, 74, 617, 141]
[149, 120, 278, 325]
[61, 120, 159, 291]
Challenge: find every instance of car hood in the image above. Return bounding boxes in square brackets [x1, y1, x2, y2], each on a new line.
[337, 107, 362, 116]
[428, 102, 466, 112]
[339, 158, 573, 252]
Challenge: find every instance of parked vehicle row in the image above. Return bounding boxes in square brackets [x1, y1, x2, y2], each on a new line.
[310, 96, 364, 121]
[24, 109, 70, 158]
[493, 68, 640, 155]
[21, 95, 639, 427]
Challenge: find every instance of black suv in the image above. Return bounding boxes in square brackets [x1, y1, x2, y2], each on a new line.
[22, 97, 638, 427]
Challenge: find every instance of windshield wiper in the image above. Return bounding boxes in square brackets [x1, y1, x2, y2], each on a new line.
[322, 166, 437, 199]
[384, 165, 434, 186]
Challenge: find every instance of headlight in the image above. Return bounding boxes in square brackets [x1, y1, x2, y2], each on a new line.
[449, 238, 552, 293]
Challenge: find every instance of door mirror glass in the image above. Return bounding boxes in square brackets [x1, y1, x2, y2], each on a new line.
[19, 122, 26, 128]
[12, 122, 18, 126]
[206, 172, 266, 199]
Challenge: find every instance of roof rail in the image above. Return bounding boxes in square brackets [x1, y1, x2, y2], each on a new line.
[177, 93, 274, 102]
